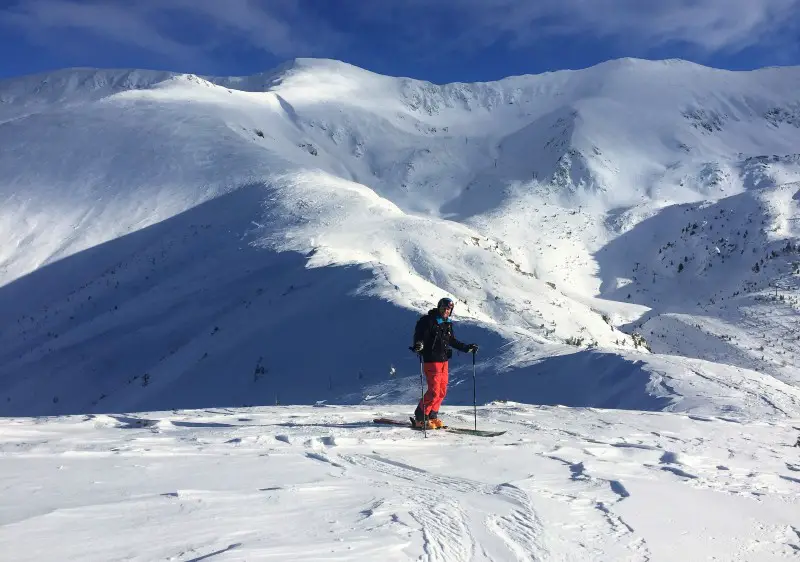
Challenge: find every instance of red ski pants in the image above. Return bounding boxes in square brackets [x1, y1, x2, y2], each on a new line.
[419, 361, 448, 416]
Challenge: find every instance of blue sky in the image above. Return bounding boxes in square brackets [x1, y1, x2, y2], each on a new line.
[1, 0, 799, 82]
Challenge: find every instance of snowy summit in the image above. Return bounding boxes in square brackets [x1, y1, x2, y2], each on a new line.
[1, 57, 800, 560]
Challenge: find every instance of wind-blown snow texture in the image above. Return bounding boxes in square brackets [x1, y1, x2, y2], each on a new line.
[2, 58, 800, 420]
[1, 404, 798, 561]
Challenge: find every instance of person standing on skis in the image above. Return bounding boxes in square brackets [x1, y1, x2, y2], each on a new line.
[411, 297, 478, 429]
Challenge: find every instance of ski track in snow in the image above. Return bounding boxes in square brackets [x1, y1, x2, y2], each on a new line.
[338, 451, 566, 562]
[485, 484, 547, 562]
[340, 453, 485, 561]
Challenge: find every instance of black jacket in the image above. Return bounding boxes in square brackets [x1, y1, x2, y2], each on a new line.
[413, 309, 469, 363]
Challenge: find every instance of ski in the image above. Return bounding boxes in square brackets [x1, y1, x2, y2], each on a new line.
[440, 426, 506, 437]
[372, 417, 506, 437]
[373, 417, 414, 426]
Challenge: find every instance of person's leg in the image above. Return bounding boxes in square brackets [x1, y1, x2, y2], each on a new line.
[415, 362, 441, 420]
[428, 362, 449, 420]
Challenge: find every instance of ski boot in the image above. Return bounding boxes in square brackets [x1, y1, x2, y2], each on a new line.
[429, 418, 445, 429]
[412, 418, 437, 430]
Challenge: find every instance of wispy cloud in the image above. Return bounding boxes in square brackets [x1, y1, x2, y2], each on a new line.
[2, 1, 195, 61]
[1, 0, 798, 70]
[162, 0, 344, 58]
[515, 0, 798, 53]
[2, 1, 181, 61]
[369, 0, 800, 56]
[0, 0, 343, 65]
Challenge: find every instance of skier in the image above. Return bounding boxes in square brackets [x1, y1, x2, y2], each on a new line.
[411, 297, 478, 429]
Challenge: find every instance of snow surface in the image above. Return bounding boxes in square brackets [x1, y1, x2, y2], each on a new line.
[1, 404, 798, 561]
[2, 57, 800, 559]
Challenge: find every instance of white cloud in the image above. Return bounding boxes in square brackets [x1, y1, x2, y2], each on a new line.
[385, 0, 800, 55]
[0, 0, 343, 64]
[2, 0, 196, 61]
[1, 0, 797, 68]
[162, 0, 344, 58]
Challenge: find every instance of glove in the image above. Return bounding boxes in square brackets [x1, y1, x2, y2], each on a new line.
[466, 343, 479, 353]
[413, 341, 424, 353]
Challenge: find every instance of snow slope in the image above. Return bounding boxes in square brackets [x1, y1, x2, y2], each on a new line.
[2, 58, 800, 417]
[1, 404, 798, 561]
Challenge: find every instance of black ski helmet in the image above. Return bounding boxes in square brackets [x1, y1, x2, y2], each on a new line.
[437, 297, 454, 310]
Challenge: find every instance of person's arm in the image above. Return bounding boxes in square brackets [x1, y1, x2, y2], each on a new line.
[449, 326, 476, 353]
[413, 316, 430, 351]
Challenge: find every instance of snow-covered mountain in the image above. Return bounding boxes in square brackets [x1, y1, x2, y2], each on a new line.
[2, 58, 800, 418]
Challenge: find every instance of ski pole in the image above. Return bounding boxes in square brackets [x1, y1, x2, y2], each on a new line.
[410, 346, 427, 439]
[472, 349, 477, 431]
[419, 353, 427, 438]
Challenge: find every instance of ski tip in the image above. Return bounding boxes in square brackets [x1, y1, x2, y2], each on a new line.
[373, 417, 413, 426]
